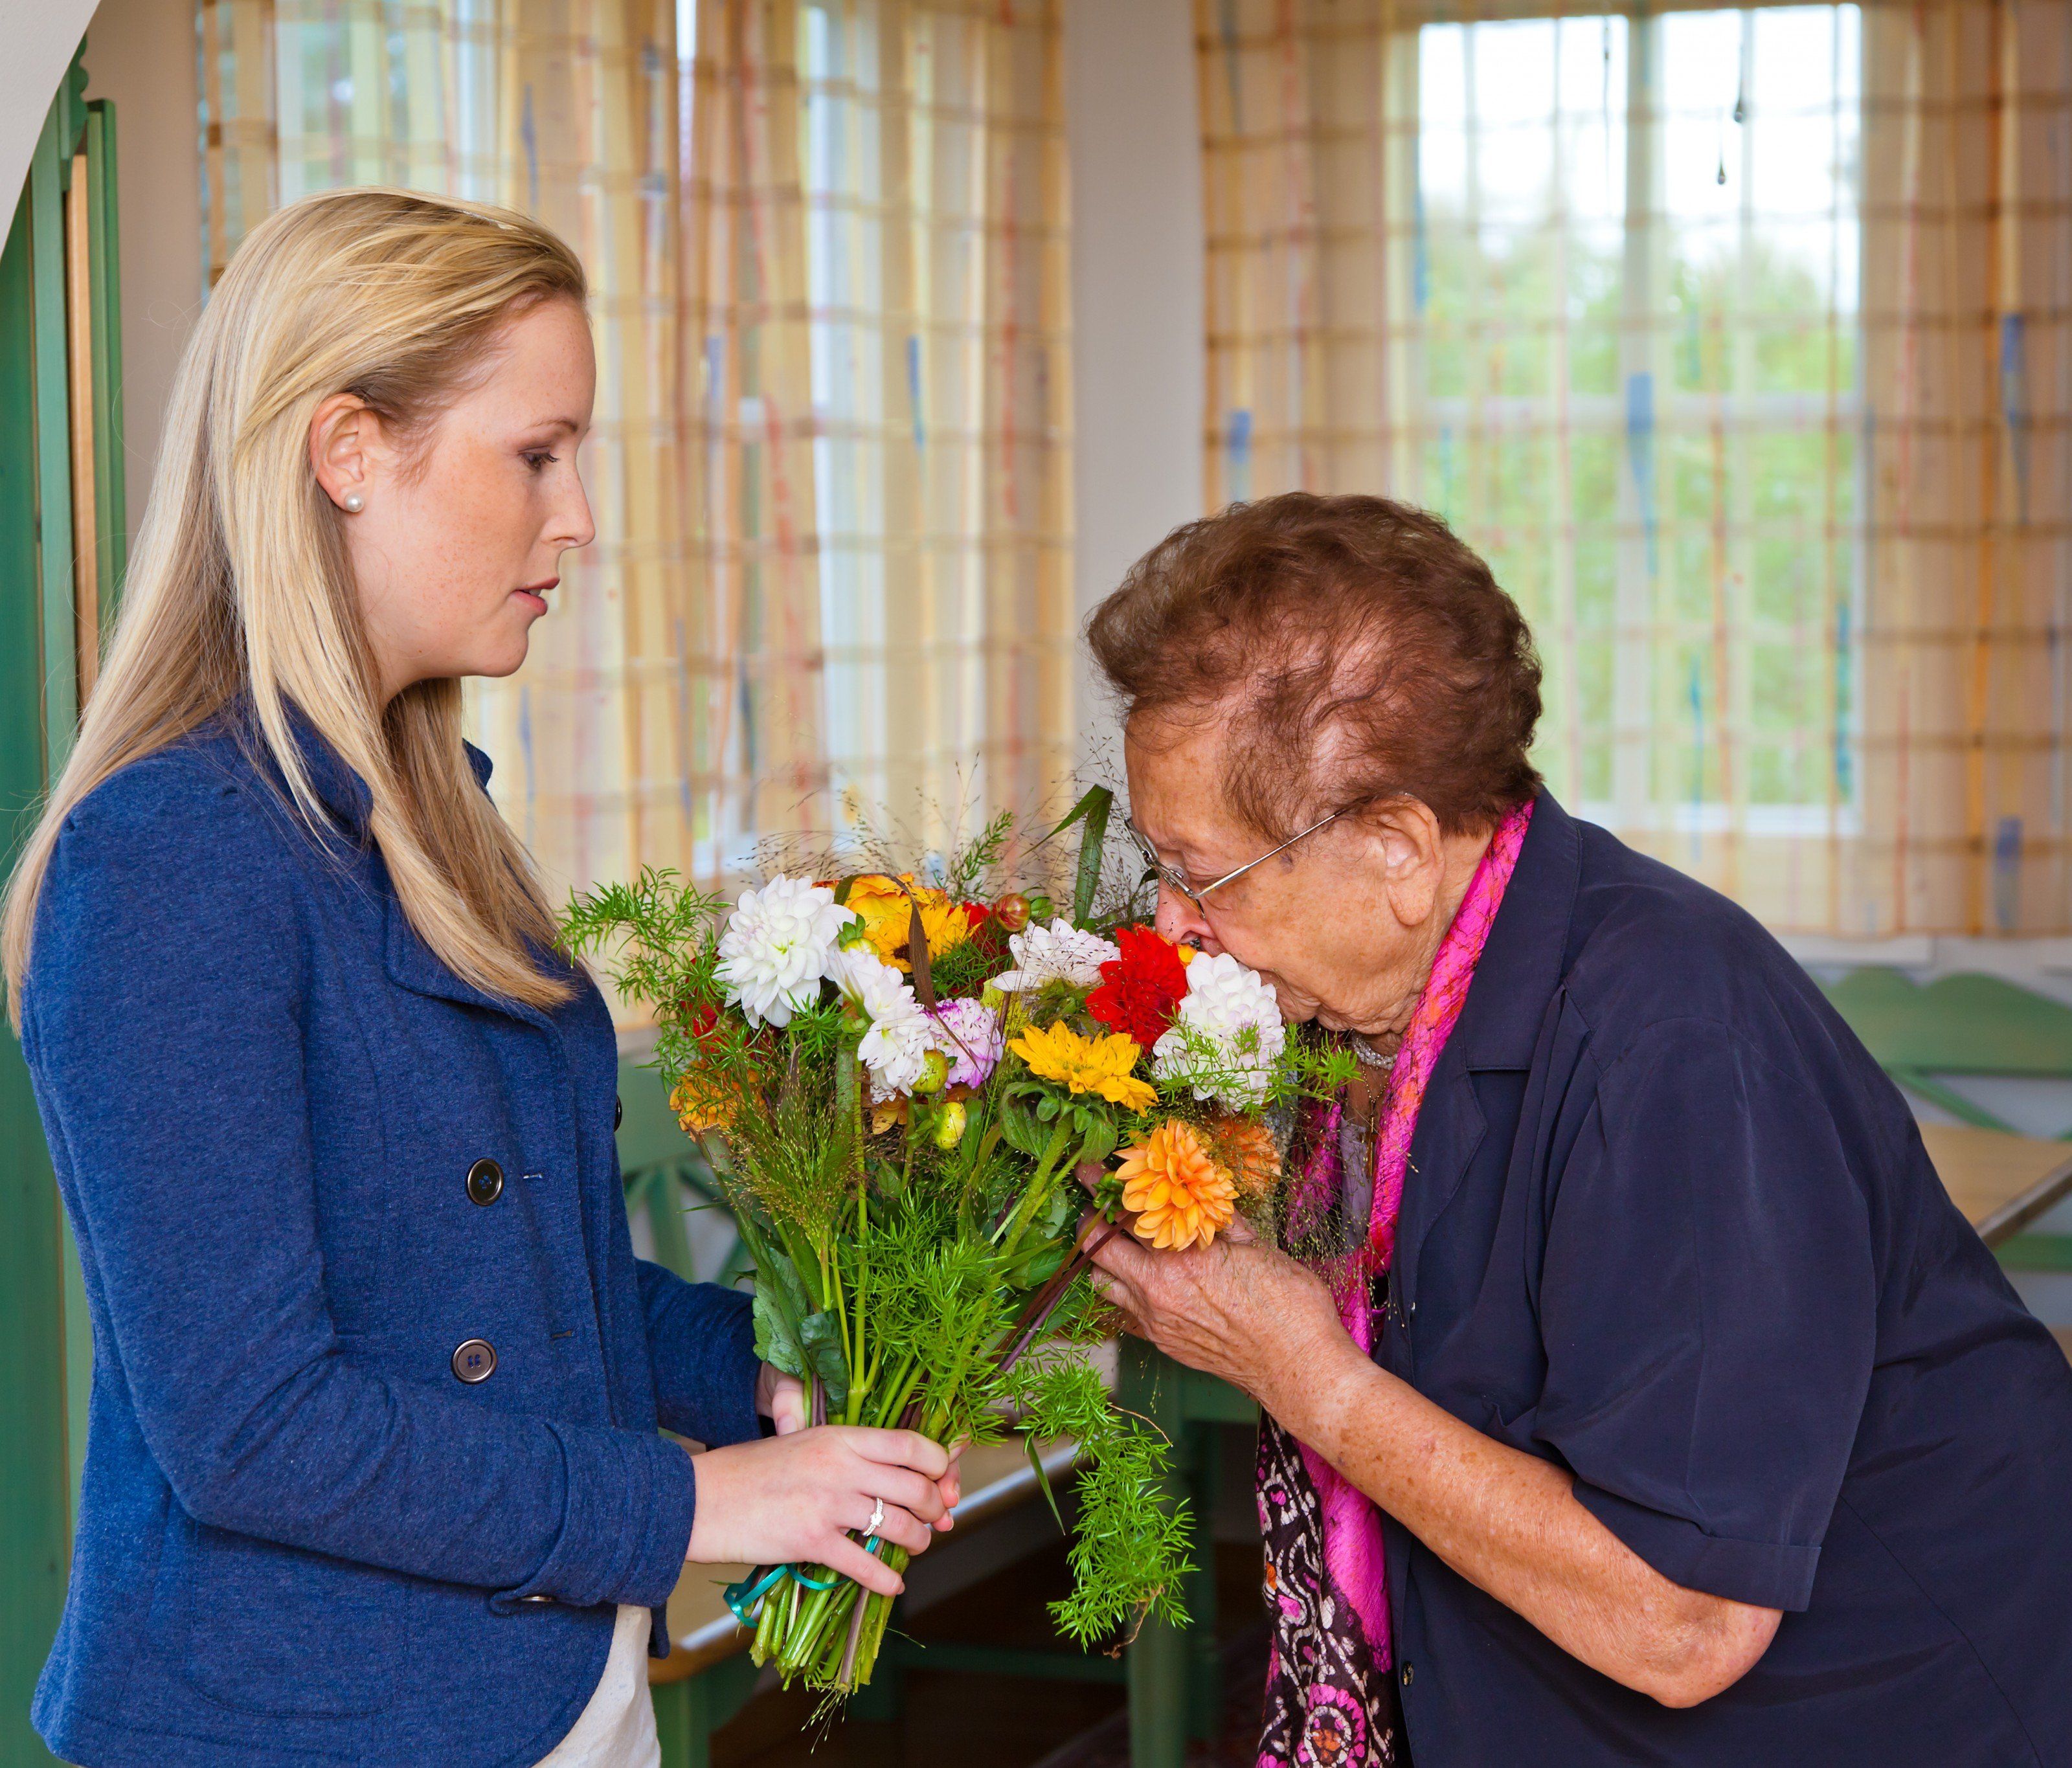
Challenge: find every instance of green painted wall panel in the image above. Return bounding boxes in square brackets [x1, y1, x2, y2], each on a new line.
[85, 101, 126, 615]
[28, 104, 76, 768]
[0, 173, 72, 1768]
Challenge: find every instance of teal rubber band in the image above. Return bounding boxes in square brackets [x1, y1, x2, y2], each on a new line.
[723, 1563, 787, 1626]
[723, 1560, 839, 1628]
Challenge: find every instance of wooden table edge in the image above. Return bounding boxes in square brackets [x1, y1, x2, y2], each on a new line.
[1973, 1146, 2072, 1248]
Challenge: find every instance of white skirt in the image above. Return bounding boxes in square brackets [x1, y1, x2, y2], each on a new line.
[534, 1604, 662, 1768]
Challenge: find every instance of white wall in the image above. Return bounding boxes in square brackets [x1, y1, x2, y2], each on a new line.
[1063, 0, 1204, 780]
[2, 0, 201, 544]
[0, 0, 103, 223]
[81, 0, 204, 543]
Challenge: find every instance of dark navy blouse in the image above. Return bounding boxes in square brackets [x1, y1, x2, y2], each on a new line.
[1375, 792, 2072, 1765]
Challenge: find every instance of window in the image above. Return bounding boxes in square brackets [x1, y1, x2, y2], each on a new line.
[1192, 0, 2072, 936]
[205, 0, 1074, 903]
[1413, 6, 1864, 845]
[794, 0, 1073, 858]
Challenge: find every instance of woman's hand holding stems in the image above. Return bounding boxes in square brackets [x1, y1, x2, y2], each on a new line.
[682, 1364, 963, 1599]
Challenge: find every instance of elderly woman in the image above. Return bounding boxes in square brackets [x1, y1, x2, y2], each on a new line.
[1083, 493, 2072, 1767]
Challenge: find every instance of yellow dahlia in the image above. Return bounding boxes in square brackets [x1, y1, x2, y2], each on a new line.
[1116, 1120, 1237, 1250]
[1008, 1021, 1158, 1113]
[845, 873, 973, 972]
[1210, 1115, 1282, 1200]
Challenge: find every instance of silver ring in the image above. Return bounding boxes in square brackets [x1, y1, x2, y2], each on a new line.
[864, 1497, 886, 1541]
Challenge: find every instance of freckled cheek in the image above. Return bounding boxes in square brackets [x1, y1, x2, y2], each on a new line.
[431, 461, 535, 622]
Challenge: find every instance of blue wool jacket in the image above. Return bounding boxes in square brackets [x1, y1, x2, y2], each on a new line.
[20, 711, 761, 1768]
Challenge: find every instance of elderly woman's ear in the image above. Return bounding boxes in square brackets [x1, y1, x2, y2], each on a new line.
[1363, 797, 1450, 933]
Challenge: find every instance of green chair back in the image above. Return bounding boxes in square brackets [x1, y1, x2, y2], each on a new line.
[616, 1060, 749, 1286]
[1818, 968, 2072, 1136]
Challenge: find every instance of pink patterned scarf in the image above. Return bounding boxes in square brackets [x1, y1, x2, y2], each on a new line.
[1256, 800, 1533, 1768]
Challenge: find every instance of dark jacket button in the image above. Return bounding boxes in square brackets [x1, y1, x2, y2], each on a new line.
[614, 1095, 624, 1132]
[466, 1158, 504, 1205]
[452, 1339, 497, 1383]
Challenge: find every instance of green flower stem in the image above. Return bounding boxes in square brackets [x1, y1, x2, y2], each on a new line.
[805, 1580, 862, 1680]
[780, 1563, 851, 1676]
[850, 1347, 879, 1424]
[847, 1051, 869, 1422]
[851, 1558, 907, 1686]
[992, 1119, 1073, 1255]
[880, 1360, 924, 1429]
[995, 1224, 1117, 1375]
[874, 1350, 916, 1415]
[754, 1574, 789, 1662]
[834, 1578, 872, 1686]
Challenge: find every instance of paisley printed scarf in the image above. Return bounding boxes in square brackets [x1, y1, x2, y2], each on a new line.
[1255, 800, 1534, 1768]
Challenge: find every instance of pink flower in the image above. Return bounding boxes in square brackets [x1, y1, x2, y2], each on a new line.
[927, 996, 1004, 1088]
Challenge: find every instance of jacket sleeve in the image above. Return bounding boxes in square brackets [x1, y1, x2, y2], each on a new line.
[635, 1261, 764, 1447]
[25, 765, 697, 1610]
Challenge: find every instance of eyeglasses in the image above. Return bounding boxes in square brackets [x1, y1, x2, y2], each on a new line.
[1123, 805, 1353, 914]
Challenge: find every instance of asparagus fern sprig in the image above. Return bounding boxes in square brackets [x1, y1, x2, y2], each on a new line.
[1008, 1354, 1194, 1648]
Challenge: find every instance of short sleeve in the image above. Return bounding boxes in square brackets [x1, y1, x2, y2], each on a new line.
[1534, 1018, 1876, 1611]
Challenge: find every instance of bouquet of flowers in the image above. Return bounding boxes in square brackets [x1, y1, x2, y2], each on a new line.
[563, 792, 1347, 1697]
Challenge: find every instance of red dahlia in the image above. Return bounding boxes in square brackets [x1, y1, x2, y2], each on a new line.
[1086, 924, 1188, 1046]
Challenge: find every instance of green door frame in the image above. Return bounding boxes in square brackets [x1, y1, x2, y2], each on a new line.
[1, 39, 125, 1767]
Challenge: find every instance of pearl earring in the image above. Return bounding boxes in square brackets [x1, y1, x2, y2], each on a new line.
[342, 492, 365, 513]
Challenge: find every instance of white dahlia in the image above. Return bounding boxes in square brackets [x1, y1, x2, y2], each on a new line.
[992, 918, 1120, 994]
[1152, 950, 1287, 1109]
[714, 875, 855, 1028]
[829, 947, 936, 1098]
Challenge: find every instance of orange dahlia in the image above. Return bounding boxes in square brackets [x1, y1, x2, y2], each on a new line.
[1210, 1115, 1282, 1200]
[1116, 1120, 1237, 1251]
[670, 1068, 737, 1134]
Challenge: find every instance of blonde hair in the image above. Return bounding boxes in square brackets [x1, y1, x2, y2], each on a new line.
[3, 186, 588, 1021]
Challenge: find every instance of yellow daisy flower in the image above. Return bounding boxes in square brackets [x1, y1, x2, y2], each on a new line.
[845, 873, 973, 972]
[1008, 1021, 1158, 1113]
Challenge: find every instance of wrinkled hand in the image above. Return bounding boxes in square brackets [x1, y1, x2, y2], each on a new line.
[686, 1424, 957, 1596]
[1082, 1207, 1348, 1408]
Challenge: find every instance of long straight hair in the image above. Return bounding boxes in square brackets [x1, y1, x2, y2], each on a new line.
[3, 187, 589, 1021]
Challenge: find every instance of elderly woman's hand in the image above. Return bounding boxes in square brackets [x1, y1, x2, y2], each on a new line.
[1081, 1207, 1352, 1409]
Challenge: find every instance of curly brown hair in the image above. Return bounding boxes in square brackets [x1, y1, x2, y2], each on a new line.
[1086, 492, 1543, 840]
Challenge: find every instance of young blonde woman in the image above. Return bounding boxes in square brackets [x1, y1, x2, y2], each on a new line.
[2, 188, 957, 1768]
